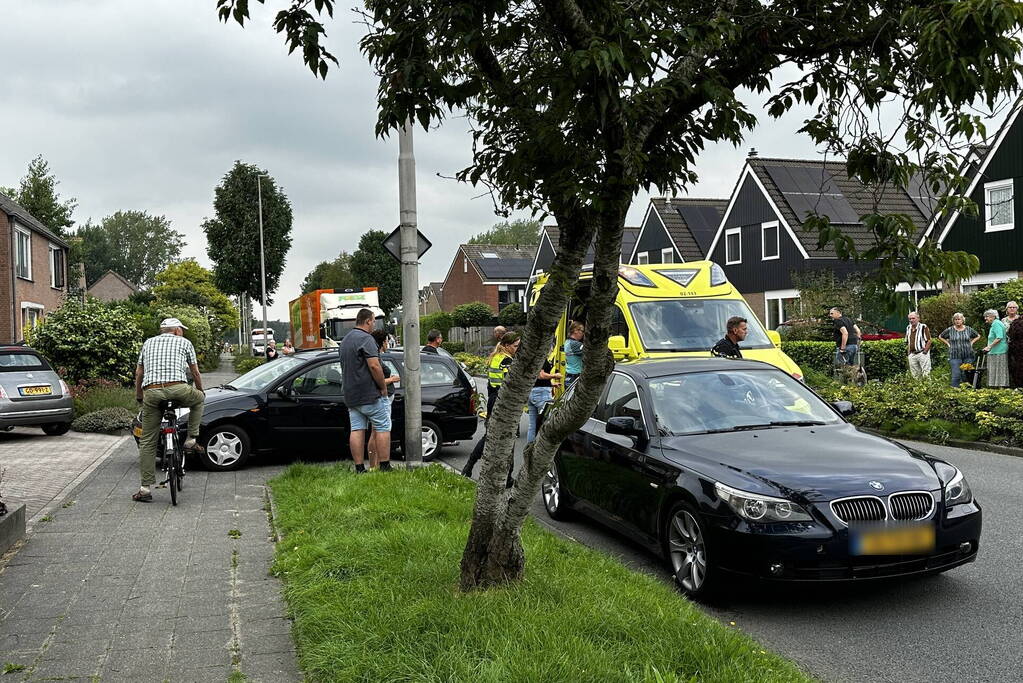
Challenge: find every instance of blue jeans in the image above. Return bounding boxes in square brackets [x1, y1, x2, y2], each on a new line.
[835, 343, 858, 365]
[527, 387, 553, 443]
[949, 357, 973, 387]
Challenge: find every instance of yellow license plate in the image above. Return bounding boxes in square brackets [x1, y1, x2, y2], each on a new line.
[21, 385, 52, 396]
[853, 525, 935, 555]
[133, 426, 143, 438]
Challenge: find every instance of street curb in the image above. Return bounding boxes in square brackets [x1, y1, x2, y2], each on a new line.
[864, 428, 1023, 458]
[26, 434, 130, 532]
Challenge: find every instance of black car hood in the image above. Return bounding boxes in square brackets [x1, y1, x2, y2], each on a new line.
[659, 423, 939, 502]
[203, 387, 247, 404]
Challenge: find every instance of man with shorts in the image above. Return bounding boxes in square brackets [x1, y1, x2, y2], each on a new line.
[340, 308, 391, 472]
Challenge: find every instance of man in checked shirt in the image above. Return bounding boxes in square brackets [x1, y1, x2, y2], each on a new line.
[132, 318, 206, 502]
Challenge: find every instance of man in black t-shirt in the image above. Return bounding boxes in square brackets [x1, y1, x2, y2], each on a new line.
[422, 329, 443, 354]
[829, 307, 861, 364]
[711, 317, 747, 359]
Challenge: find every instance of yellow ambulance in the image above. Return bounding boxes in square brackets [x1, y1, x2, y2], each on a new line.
[530, 261, 803, 385]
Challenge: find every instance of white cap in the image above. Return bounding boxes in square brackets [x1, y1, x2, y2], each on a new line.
[160, 317, 188, 330]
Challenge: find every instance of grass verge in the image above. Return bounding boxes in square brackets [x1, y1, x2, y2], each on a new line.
[269, 464, 811, 682]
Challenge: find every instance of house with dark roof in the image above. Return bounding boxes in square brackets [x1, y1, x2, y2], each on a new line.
[440, 244, 537, 314]
[418, 281, 444, 315]
[918, 104, 1023, 292]
[0, 190, 71, 342]
[629, 198, 726, 264]
[528, 225, 640, 277]
[705, 156, 933, 327]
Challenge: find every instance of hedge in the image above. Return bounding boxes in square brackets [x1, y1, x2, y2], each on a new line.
[441, 341, 466, 354]
[782, 339, 948, 382]
[72, 407, 134, 434]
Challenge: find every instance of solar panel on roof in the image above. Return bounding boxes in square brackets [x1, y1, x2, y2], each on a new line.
[906, 173, 941, 219]
[477, 258, 533, 279]
[763, 164, 861, 224]
[677, 205, 722, 234]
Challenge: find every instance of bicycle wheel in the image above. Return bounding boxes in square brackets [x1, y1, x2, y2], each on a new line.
[167, 435, 179, 506]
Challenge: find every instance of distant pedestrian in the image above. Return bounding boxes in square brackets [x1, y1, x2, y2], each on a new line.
[422, 329, 443, 354]
[1002, 301, 1020, 329]
[265, 340, 280, 361]
[829, 307, 861, 365]
[367, 330, 401, 465]
[711, 316, 747, 359]
[905, 311, 932, 378]
[281, 339, 295, 355]
[937, 313, 980, 387]
[1007, 317, 1023, 389]
[527, 354, 561, 443]
[133, 318, 206, 503]
[563, 322, 584, 387]
[461, 332, 520, 482]
[340, 308, 392, 473]
[982, 309, 1009, 388]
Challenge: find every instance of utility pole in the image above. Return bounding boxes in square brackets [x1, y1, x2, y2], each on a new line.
[398, 121, 423, 464]
[257, 175, 269, 355]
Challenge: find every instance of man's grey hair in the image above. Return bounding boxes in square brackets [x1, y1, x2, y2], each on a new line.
[984, 309, 999, 318]
[908, 311, 920, 319]
[159, 326, 178, 334]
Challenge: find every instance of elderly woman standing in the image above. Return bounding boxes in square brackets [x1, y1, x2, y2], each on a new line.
[1008, 316, 1023, 389]
[937, 313, 980, 387]
[982, 309, 1009, 388]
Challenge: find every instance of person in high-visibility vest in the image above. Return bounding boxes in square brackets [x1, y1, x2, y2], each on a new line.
[461, 332, 520, 480]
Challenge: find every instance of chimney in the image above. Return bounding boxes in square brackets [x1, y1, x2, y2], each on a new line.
[748, 148, 759, 158]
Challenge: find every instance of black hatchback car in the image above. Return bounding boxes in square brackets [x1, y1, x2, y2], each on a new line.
[182, 349, 478, 471]
[541, 358, 982, 599]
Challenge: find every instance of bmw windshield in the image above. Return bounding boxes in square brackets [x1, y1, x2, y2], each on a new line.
[629, 300, 774, 352]
[649, 369, 841, 436]
[229, 356, 307, 390]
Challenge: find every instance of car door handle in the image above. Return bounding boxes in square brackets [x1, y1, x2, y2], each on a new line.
[321, 403, 340, 410]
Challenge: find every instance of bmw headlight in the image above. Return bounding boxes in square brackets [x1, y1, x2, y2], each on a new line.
[714, 482, 813, 522]
[944, 469, 973, 507]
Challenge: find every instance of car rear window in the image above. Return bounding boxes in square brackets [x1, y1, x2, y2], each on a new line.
[0, 353, 51, 372]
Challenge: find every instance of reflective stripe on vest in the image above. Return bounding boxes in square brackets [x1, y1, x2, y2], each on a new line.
[488, 352, 509, 388]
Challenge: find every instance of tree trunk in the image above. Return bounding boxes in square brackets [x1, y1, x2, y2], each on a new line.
[459, 198, 630, 590]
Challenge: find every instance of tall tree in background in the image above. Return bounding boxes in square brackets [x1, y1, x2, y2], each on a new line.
[152, 260, 239, 337]
[224, 0, 1023, 589]
[202, 162, 294, 307]
[468, 218, 541, 245]
[301, 250, 356, 293]
[78, 211, 185, 289]
[349, 230, 401, 314]
[1, 155, 77, 238]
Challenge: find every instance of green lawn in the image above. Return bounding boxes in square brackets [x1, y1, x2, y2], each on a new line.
[269, 464, 812, 682]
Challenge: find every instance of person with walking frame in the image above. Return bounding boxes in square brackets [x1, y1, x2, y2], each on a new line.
[461, 332, 520, 482]
[133, 318, 205, 503]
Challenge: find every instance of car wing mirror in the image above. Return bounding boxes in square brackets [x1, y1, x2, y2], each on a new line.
[831, 400, 855, 417]
[277, 385, 295, 401]
[606, 416, 647, 445]
[766, 330, 782, 347]
[608, 335, 632, 360]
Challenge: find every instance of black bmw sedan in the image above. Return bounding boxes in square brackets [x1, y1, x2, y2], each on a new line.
[179, 349, 478, 470]
[541, 358, 982, 599]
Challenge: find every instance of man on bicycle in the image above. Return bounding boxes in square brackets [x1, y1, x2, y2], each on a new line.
[133, 318, 206, 502]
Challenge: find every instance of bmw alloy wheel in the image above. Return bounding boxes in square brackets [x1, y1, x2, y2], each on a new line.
[668, 510, 707, 593]
[542, 467, 560, 512]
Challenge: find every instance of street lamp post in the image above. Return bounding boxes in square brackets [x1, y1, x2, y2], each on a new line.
[398, 122, 423, 464]
[257, 175, 269, 356]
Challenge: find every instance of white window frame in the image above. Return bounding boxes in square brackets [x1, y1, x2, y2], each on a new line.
[463, 257, 468, 273]
[764, 288, 800, 329]
[660, 247, 674, 264]
[636, 251, 650, 265]
[20, 302, 44, 333]
[49, 244, 65, 289]
[725, 227, 742, 265]
[761, 221, 780, 261]
[14, 226, 32, 280]
[984, 179, 1014, 232]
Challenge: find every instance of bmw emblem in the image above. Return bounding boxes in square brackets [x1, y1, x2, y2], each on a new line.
[868, 481, 885, 491]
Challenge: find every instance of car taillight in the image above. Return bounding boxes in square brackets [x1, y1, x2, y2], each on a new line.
[59, 379, 70, 396]
[0, 385, 7, 399]
[470, 393, 477, 414]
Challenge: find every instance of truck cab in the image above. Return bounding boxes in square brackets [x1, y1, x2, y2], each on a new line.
[290, 288, 385, 349]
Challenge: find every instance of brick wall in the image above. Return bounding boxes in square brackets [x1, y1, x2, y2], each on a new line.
[12, 224, 68, 341]
[744, 290, 767, 326]
[0, 213, 12, 342]
[441, 252, 494, 312]
[87, 274, 135, 302]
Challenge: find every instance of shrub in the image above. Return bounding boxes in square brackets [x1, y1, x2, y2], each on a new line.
[782, 339, 947, 382]
[498, 302, 526, 326]
[451, 302, 494, 328]
[778, 320, 830, 341]
[152, 304, 218, 372]
[234, 355, 266, 374]
[29, 298, 143, 384]
[968, 278, 1023, 324]
[454, 352, 487, 376]
[71, 407, 134, 433]
[419, 311, 453, 344]
[73, 385, 137, 418]
[918, 293, 976, 331]
[441, 341, 466, 354]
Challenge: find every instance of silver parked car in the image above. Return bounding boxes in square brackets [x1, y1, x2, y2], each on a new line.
[0, 346, 73, 435]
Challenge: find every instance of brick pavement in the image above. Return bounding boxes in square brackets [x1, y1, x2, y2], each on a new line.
[0, 437, 301, 682]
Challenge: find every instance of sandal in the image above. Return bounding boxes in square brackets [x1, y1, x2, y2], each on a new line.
[132, 490, 153, 503]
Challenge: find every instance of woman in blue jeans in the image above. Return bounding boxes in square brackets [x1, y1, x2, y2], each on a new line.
[527, 358, 562, 443]
[937, 313, 981, 387]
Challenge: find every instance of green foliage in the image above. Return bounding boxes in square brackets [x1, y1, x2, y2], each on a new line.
[2, 155, 76, 237]
[440, 341, 465, 353]
[77, 211, 185, 290]
[419, 311, 453, 344]
[454, 352, 487, 376]
[150, 304, 217, 372]
[267, 464, 810, 682]
[498, 302, 526, 326]
[782, 339, 948, 382]
[152, 260, 237, 370]
[29, 298, 143, 384]
[203, 161, 293, 305]
[71, 407, 134, 433]
[349, 230, 401, 314]
[301, 251, 356, 293]
[468, 219, 542, 245]
[778, 321, 830, 342]
[234, 353, 266, 374]
[451, 302, 493, 329]
[72, 382, 137, 418]
[918, 293, 978, 331]
[967, 279, 1023, 323]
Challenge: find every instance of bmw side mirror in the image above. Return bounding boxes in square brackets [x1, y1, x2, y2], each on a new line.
[831, 400, 855, 417]
[606, 416, 647, 445]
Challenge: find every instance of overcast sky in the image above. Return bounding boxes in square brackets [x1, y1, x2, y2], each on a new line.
[1, 2, 1008, 322]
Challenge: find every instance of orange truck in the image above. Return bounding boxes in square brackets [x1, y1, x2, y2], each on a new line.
[289, 288, 384, 349]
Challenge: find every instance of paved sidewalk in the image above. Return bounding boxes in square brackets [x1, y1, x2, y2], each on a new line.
[0, 439, 301, 682]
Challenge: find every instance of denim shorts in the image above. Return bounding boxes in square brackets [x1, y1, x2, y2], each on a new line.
[348, 397, 391, 432]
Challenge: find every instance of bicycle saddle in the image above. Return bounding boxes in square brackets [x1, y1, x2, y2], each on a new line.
[157, 400, 181, 411]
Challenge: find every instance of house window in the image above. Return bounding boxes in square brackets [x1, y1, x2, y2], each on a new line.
[985, 180, 1014, 232]
[21, 303, 43, 334]
[498, 285, 522, 310]
[761, 221, 780, 260]
[49, 244, 65, 289]
[661, 248, 674, 264]
[14, 228, 31, 280]
[725, 228, 742, 265]
[636, 251, 650, 265]
[765, 289, 800, 330]
[463, 257, 468, 273]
